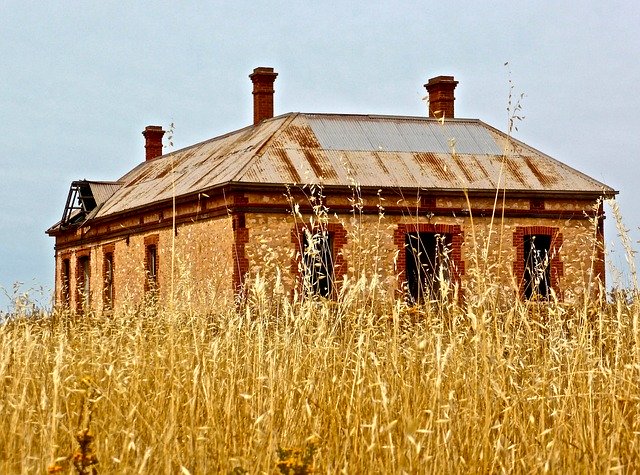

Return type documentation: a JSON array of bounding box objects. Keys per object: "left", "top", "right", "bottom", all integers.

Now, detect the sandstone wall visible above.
[
  {"left": 54, "top": 216, "right": 235, "bottom": 313},
  {"left": 54, "top": 192, "right": 603, "bottom": 312},
  {"left": 242, "top": 200, "right": 601, "bottom": 304}
]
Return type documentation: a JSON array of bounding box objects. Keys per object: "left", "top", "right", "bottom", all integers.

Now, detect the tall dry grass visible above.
[{"left": 2, "top": 210, "right": 640, "bottom": 474}]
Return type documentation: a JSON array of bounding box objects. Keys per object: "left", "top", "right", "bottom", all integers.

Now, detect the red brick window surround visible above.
[
  {"left": 513, "top": 226, "right": 563, "bottom": 300},
  {"left": 291, "top": 223, "right": 347, "bottom": 297},
  {"left": 144, "top": 234, "right": 159, "bottom": 293},
  {"left": 76, "top": 248, "right": 91, "bottom": 312},
  {"left": 60, "top": 252, "right": 72, "bottom": 308},
  {"left": 394, "top": 223, "right": 465, "bottom": 300},
  {"left": 102, "top": 243, "right": 115, "bottom": 311}
]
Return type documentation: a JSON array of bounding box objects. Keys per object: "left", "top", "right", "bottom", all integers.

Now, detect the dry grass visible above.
[{"left": 1, "top": 262, "right": 640, "bottom": 473}]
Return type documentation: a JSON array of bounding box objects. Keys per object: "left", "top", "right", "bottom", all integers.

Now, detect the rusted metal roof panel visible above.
[
  {"left": 79, "top": 112, "right": 614, "bottom": 223},
  {"left": 94, "top": 117, "right": 288, "bottom": 217},
  {"left": 239, "top": 114, "right": 613, "bottom": 193},
  {"left": 88, "top": 181, "right": 122, "bottom": 205},
  {"left": 243, "top": 148, "right": 605, "bottom": 191}
]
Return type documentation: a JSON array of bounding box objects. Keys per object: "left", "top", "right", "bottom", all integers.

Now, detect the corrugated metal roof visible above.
[
  {"left": 240, "top": 114, "right": 613, "bottom": 192},
  {"left": 74, "top": 112, "right": 614, "bottom": 222},
  {"left": 95, "top": 117, "right": 289, "bottom": 217},
  {"left": 306, "top": 115, "right": 504, "bottom": 154},
  {"left": 88, "top": 181, "right": 122, "bottom": 204}
]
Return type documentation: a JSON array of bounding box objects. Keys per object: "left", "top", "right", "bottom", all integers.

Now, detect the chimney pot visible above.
[
  {"left": 424, "top": 75, "right": 458, "bottom": 119},
  {"left": 142, "top": 125, "right": 165, "bottom": 161},
  {"left": 249, "top": 67, "right": 278, "bottom": 125}
]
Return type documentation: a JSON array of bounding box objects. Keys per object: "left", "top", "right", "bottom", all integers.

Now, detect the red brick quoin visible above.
[
  {"left": 231, "top": 192, "right": 251, "bottom": 292},
  {"left": 232, "top": 213, "right": 249, "bottom": 292},
  {"left": 594, "top": 201, "right": 606, "bottom": 286},
  {"left": 513, "top": 226, "right": 564, "bottom": 299},
  {"left": 393, "top": 223, "right": 465, "bottom": 294}
]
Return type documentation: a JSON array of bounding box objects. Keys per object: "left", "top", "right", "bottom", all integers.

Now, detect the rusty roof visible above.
[
  {"left": 54, "top": 112, "right": 616, "bottom": 226},
  {"left": 247, "top": 114, "right": 615, "bottom": 194}
]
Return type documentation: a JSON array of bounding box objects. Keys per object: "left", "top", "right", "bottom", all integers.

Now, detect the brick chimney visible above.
[
  {"left": 424, "top": 76, "right": 458, "bottom": 119},
  {"left": 142, "top": 125, "right": 165, "bottom": 161},
  {"left": 249, "top": 67, "right": 278, "bottom": 125}
]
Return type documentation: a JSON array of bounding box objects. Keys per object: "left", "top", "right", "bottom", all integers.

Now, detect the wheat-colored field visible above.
[
  {"left": 1, "top": 275, "right": 639, "bottom": 473},
  {"left": 2, "top": 200, "right": 639, "bottom": 474}
]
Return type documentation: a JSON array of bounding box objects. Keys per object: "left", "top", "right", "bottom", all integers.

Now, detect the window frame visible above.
[
  {"left": 102, "top": 244, "right": 115, "bottom": 311},
  {"left": 404, "top": 231, "right": 453, "bottom": 304},
  {"left": 523, "top": 234, "right": 552, "bottom": 300},
  {"left": 302, "top": 229, "right": 335, "bottom": 297},
  {"left": 76, "top": 250, "right": 91, "bottom": 312},
  {"left": 61, "top": 255, "right": 71, "bottom": 308},
  {"left": 291, "top": 223, "right": 347, "bottom": 298},
  {"left": 144, "top": 234, "right": 159, "bottom": 294},
  {"left": 513, "top": 226, "right": 563, "bottom": 300},
  {"left": 394, "top": 223, "right": 464, "bottom": 303}
]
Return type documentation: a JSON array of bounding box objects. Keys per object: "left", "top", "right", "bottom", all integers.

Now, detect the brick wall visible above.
[
  {"left": 53, "top": 191, "right": 605, "bottom": 312},
  {"left": 241, "top": 201, "right": 603, "bottom": 304}
]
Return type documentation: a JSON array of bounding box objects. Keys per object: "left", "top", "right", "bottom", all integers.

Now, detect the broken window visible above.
[
  {"left": 103, "top": 252, "right": 114, "bottom": 310},
  {"left": 61, "top": 258, "right": 71, "bottom": 307},
  {"left": 145, "top": 244, "right": 158, "bottom": 293},
  {"left": 302, "top": 230, "right": 334, "bottom": 297},
  {"left": 523, "top": 234, "right": 551, "bottom": 299},
  {"left": 77, "top": 255, "right": 91, "bottom": 311},
  {"left": 405, "top": 232, "right": 452, "bottom": 304}
]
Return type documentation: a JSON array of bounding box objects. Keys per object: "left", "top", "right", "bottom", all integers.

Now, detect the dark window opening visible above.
[
  {"left": 405, "top": 232, "right": 452, "bottom": 304},
  {"left": 62, "top": 258, "right": 71, "bottom": 306},
  {"left": 302, "top": 230, "right": 334, "bottom": 297},
  {"left": 524, "top": 234, "right": 551, "bottom": 300},
  {"left": 77, "top": 255, "right": 90, "bottom": 310},
  {"left": 103, "top": 252, "right": 114, "bottom": 310},
  {"left": 146, "top": 245, "right": 158, "bottom": 292}
]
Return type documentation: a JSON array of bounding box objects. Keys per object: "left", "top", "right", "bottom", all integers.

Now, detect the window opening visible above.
[
  {"left": 103, "top": 252, "right": 114, "bottom": 310},
  {"left": 405, "top": 232, "right": 452, "bottom": 304},
  {"left": 302, "top": 230, "right": 334, "bottom": 297},
  {"left": 77, "top": 255, "right": 90, "bottom": 310},
  {"left": 146, "top": 244, "right": 158, "bottom": 292},
  {"left": 62, "top": 258, "right": 71, "bottom": 306},
  {"left": 523, "top": 234, "right": 551, "bottom": 299}
]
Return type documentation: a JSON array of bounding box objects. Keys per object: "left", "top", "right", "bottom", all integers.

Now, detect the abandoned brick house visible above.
[{"left": 46, "top": 67, "right": 617, "bottom": 313}]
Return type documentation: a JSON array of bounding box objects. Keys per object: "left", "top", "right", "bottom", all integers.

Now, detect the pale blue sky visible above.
[{"left": 1, "top": 1, "right": 638, "bottom": 310}]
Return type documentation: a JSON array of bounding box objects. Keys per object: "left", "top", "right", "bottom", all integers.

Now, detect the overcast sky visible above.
[{"left": 1, "top": 1, "right": 638, "bottom": 311}]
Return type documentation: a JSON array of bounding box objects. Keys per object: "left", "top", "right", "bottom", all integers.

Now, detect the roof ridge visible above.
[{"left": 298, "top": 111, "right": 481, "bottom": 123}]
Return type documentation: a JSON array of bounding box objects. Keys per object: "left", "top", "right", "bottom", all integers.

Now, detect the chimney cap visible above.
[
  {"left": 424, "top": 75, "right": 458, "bottom": 90},
  {"left": 142, "top": 125, "right": 165, "bottom": 136},
  {"left": 249, "top": 67, "right": 278, "bottom": 81}
]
